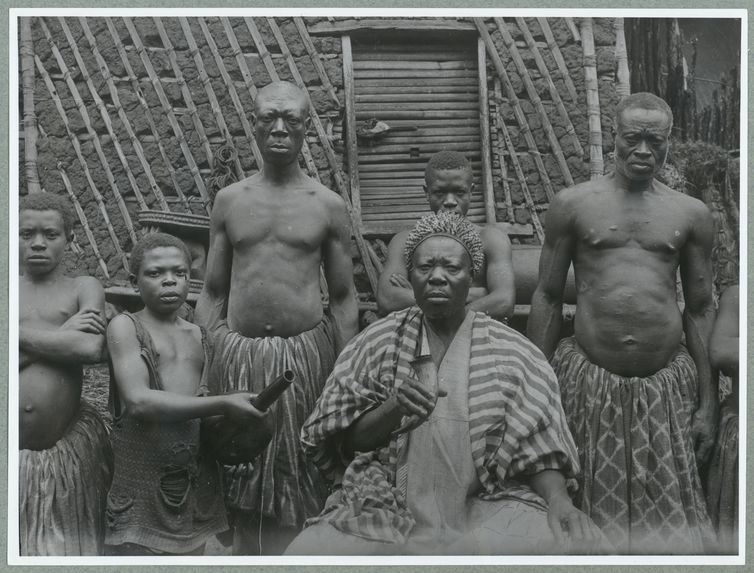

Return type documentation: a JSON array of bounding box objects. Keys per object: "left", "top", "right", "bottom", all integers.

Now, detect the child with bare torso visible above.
[
  {"left": 18, "top": 193, "right": 112, "bottom": 556},
  {"left": 105, "top": 233, "right": 268, "bottom": 555}
]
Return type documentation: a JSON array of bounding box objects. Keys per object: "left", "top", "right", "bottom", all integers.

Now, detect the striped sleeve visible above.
[
  {"left": 470, "top": 318, "right": 580, "bottom": 492},
  {"left": 300, "top": 314, "right": 401, "bottom": 481}
]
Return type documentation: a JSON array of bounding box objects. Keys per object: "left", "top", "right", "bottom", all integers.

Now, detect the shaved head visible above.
[
  {"left": 616, "top": 92, "right": 673, "bottom": 132},
  {"left": 255, "top": 81, "right": 309, "bottom": 116}
]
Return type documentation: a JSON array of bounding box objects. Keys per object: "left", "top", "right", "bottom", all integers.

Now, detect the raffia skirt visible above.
[
  {"left": 209, "top": 316, "right": 336, "bottom": 529},
  {"left": 705, "top": 393, "right": 738, "bottom": 554},
  {"left": 19, "top": 401, "right": 112, "bottom": 556}
]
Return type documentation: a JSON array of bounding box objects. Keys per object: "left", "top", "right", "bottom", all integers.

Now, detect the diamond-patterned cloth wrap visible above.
[{"left": 552, "top": 337, "right": 716, "bottom": 554}]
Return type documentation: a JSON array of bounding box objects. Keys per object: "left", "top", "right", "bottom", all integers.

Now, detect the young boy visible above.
[
  {"left": 105, "top": 233, "right": 267, "bottom": 556},
  {"left": 19, "top": 193, "right": 112, "bottom": 556}
]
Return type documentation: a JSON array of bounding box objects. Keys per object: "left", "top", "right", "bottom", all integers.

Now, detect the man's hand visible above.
[
  {"left": 391, "top": 378, "right": 447, "bottom": 434},
  {"left": 388, "top": 273, "right": 411, "bottom": 289},
  {"left": 223, "top": 392, "right": 270, "bottom": 424},
  {"left": 59, "top": 308, "right": 106, "bottom": 335},
  {"left": 690, "top": 406, "right": 717, "bottom": 466},
  {"left": 546, "top": 495, "right": 604, "bottom": 553}
]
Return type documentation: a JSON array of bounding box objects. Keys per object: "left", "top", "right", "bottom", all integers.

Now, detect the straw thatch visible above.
[{"left": 23, "top": 15, "right": 623, "bottom": 305}]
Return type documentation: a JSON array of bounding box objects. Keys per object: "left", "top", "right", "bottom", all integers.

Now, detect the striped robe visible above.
[{"left": 300, "top": 307, "right": 579, "bottom": 544}]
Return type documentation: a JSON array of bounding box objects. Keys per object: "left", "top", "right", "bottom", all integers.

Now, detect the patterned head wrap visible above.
[{"left": 404, "top": 212, "right": 484, "bottom": 277}]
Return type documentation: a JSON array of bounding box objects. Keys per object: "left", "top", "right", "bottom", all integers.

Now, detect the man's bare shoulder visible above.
[
  {"left": 555, "top": 178, "right": 606, "bottom": 206},
  {"left": 478, "top": 223, "right": 511, "bottom": 244},
  {"left": 389, "top": 229, "right": 411, "bottom": 247},
  {"left": 72, "top": 275, "right": 104, "bottom": 294},
  {"left": 654, "top": 179, "right": 711, "bottom": 216},
  {"left": 214, "top": 173, "right": 264, "bottom": 205},
  {"left": 306, "top": 178, "right": 346, "bottom": 208}
]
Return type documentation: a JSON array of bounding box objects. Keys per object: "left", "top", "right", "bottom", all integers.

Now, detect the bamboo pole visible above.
[
  {"left": 39, "top": 18, "right": 138, "bottom": 245},
  {"left": 264, "top": 17, "right": 379, "bottom": 294},
  {"left": 57, "top": 163, "right": 110, "bottom": 278},
  {"left": 57, "top": 18, "right": 149, "bottom": 212},
  {"left": 474, "top": 18, "right": 555, "bottom": 201},
  {"left": 220, "top": 18, "right": 261, "bottom": 102},
  {"left": 178, "top": 17, "right": 244, "bottom": 180},
  {"left": 565, "top": 18, "right": 581, "bottom": 42},
  {"left": 494, "top": 79, "right": 545, "bottom": 243},
  {"left": 20, "top": 18, "right": 41, "bottom": 194},
  {"left": 614, "top": 18, "right": 630, "bottom": 101},
  {"left": 206, "top": 18, "right": 264, "bottom": 169},
  {"left": 103, "top": 17, "right": 189, "bottom": 210},
  {"left": 492, "top": 80, "right": 514, "bottom": 222},
  {"left": 342, "top": 35, "right": 361, "bottom": 219},
  {"left": 366, "top": 239, "right": 384, "bottom": 275},
  {"left": 292, "top": 17, "right": 341, "bottom": 108},
  {"left": 35, "top": 53, "right": 130, "bottom": 272},
  {"left": 517, "top": 17, "right": 583, "bottom": 158},
  {"left": 580, "top": 18, "right": 604, "bottom": 179},
  {"left": 153, "top": 18, "right": 214, "bottom": 169},
  {"left": 121, "top": 17, "right": 211, "bottom": 209},
  {"left": 494, "top": 17, "right": 574, "bottom": 187},
  {"left": 244, "top": 17, "right": 321, "bottom": 181},
  {"left": 477, "top": 38, "right": 496, "bottom": 223},
  {"left": 537, "top": 18, "right": 579, "bottom": 103},
  {"left": 78, "top": 18, "right": 169, "bottom": 211}
]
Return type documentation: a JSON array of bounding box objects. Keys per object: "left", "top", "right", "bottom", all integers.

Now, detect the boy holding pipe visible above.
[{"left": 105, "top": 233, "right": 268, "bottom": 555}]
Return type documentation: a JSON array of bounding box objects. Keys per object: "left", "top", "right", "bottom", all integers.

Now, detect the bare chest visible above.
[
  {"left": 150, "top": 329, "right": 204, "bottom": 392},
  {"left": 575, "top": 202, "right": 689, "bottom": 255},
  {"left": 225, "top": 194, "right": 328, "bottom": 253},
  {"left": 20, "top": 284, "right": 78, "bottom": 328}
]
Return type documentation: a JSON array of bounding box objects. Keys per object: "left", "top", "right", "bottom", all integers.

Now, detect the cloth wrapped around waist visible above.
[
  {"left": 20, "top": 401, "right": 112, "bottom": 556},
  {"left": 552, "top": 337, "right": 715, "bottom": 554},
  {"left": 209, "top": 317, "right": 336, "bottom": 527}
]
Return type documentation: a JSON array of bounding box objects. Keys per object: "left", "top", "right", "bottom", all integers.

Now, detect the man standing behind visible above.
[
  {"left": 196, "top": 81, "right": 358, "bottom": 554},
  {"left": 377, "top": 150, "right": 515, "bottom": 323},
  {"left": 527, "top": 92, "right": 716, "bottom": 553}
]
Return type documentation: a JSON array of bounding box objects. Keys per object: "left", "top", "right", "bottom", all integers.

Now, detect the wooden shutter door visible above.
[{"left": 349, "top": 32, "right": 486, "bottom": 235}]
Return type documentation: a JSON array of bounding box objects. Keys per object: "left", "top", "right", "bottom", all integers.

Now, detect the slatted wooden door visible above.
[{"left": 344, "top": 32, "right": 490, "bottom": 236}]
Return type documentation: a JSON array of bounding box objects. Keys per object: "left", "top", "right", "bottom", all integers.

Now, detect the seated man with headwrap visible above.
[{"left": 285, "top": 212, "right": 604, "bottom": 555}]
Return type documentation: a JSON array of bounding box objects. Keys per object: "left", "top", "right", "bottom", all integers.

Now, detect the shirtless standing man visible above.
[
  {"left": 19, "top": 193, "right": 112, "bottom": 555},
  {"left": 195, "top": 81, "right": 358, "bottom": 554},
  {"left": 377, "top": 150, "right": 515, "bottom": 323},
  {"left": 527, "top": 92, "right": 716, "bottom": 553}
]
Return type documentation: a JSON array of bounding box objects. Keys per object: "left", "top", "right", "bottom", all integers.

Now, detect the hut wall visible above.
[
  {"left": 24, "top": 15, "right": 621, "bottom": 298},
  {"left": 480, "top": 17, "right": 619, "bottom": 241}
]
